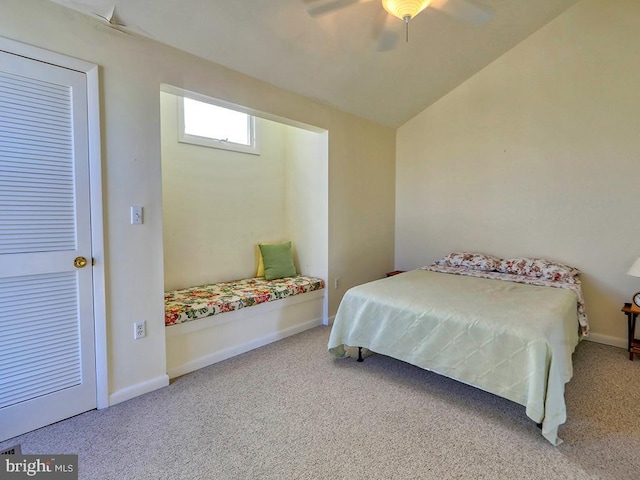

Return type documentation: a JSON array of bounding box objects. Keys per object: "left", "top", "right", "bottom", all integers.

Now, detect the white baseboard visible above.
[
  {"left": 326, "top": 315, "right": 335, "bottom": 326},
  {"left": 584, "top": 333, "right": 626, "bottom": 349},
  {"left": 108, "top": 374, "right": 170, "bottom": 406},
  {"left": 167, "top": 316, "right": 323, "bottom": 379}
]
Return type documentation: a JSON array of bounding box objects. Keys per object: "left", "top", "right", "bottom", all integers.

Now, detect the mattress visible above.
[{"left": 328, "top": 269, "right": 582, "bottom": 445}]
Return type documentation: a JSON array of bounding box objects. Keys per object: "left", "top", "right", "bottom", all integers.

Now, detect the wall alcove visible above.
[{"left": 160, "top": 85, "right": 328, "bottom": 376}]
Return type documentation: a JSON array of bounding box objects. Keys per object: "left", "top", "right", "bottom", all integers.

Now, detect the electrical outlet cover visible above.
[{"left": 134, "top": 320, "right": 146, "bottom": 339}]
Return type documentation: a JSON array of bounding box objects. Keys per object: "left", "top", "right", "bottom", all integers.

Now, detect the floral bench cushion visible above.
[{"left": 165, "top": 275, "right": 325, "bottom": 326}]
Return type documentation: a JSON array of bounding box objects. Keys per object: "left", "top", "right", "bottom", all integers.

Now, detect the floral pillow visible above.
[
  {"left": 496, "top": 258, "right": 580, "bottom": 282},
  {"left": 434, "top": 252, "right": 500, "bottom": 271}
]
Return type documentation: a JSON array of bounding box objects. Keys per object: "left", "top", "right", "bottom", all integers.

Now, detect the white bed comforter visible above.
[{"left": 328, "top": 269, "right": 581, "bottom": 445}]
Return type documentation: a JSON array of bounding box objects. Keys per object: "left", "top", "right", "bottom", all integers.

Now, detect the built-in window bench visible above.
[{"left": 165, "top": 275, "right": 325, "bottom": 378}]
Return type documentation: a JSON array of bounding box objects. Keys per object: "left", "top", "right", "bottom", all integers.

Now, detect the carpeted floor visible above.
[{"left": 1, "top": 326, "right": 639, "bottom": 479}]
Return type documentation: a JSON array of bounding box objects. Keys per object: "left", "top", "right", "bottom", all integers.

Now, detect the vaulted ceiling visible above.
[{"left": 51, "top": 0, "right": 582, "bottom": 127}]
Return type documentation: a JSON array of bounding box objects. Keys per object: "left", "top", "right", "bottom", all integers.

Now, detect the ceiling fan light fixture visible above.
[{"left": 381, "top": 0, "right": 432, "bottom": 21}]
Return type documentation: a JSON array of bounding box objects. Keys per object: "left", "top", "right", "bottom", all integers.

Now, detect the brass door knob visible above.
[{"left": 73, "top": 256, "right": 88, "bottom": 268}]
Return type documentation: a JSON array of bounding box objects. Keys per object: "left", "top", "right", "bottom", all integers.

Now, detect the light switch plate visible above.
[{"left": 131, "top": 206, "right": 143, "bottom": 225}]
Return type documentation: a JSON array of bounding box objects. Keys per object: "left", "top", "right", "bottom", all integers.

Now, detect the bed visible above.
[{"left": 328, "top": 253, "right": 588, "bottom": 446}]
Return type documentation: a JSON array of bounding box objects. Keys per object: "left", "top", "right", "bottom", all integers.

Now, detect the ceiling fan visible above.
[{"left": 304, "top": 0, "right": 492, "bottom": 50}]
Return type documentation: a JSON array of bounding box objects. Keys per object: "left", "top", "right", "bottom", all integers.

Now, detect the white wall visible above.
[
  {"left": 1, "top": 0, "right": 395, "bottom": 402},
  {"left": 395, "top": 0, "right": 640, "bottom": 344}
]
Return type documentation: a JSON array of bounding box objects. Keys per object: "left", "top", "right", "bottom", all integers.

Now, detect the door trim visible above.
[{"left": 0, "top": 36, "right": 108, "bottom": 409}]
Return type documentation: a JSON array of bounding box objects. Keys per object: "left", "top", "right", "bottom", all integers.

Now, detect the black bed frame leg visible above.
[
  {"left": 357, "top": 347, "right": 364, "bottom": 362},
  {"left": 536, "top": 423, "right": 542, "bottom": 430}
]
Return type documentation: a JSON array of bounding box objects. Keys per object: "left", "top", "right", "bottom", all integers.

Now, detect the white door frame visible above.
[{"left": 0, "top": 36, "right": 108, "bottom": 410}]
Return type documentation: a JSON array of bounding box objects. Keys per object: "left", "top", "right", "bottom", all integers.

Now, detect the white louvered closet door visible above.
[{"left": 0, "top": 50, "right": 96, "bottom": 442}]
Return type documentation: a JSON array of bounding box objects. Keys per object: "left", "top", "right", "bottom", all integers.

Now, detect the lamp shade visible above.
[
  {"left": 382, "top": 0, "right": 432, "bottom": 20},
  {"left": 627, "top": 257, "right": 640, "bottom": 277}
]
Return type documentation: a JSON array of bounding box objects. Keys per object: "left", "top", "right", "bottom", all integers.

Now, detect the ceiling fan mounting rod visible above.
[{"left": 403, "top": 14, "right": 411, "bottom": 43}]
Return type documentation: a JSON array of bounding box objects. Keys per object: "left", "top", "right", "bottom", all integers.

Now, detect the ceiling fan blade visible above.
[
  {"left": 430, "top": 0, "right": 493, "bottom": 26},
  {"left": 373, "top": 12, "right": 398, "bottom": 52},
  {"left": 376, "top": 30, "right": 399, "bottom": 52},
  {"left": 304, "top": 0, "right": 375, "bottom": 17}
]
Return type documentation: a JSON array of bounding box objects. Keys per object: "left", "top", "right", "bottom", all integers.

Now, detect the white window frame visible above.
[{"left": 178, "top": 96, "right": 260, "bottom": 155}]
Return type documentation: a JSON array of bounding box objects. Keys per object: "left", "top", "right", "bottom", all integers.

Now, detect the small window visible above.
[{"left": 178, "top": 97, "right": 259, "bottom": 155}]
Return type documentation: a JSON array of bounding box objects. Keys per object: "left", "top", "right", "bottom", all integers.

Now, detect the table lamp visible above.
[{"left": 627, "top": 257, "right": 640, "bottom": 310}]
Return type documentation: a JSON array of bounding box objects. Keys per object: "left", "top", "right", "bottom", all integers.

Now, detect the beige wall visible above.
[
  {"left": 395, "top": 0, "right": 640, "bottom": 344},
  {"left": 161, "top": 92, "right": 289, "bottom": 290},
  {"left": 283, "top": 128, "right": 329, "bottom": 282},
  {"left": 2, "top": 0, "right": 395, "bottom": 400},
  {"left": 161, "top": 90, "right": 329, "bottom": 300}
]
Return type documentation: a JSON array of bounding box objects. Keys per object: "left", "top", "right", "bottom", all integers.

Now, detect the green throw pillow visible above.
[{"left": 259, "top": 242, "right": 297, "bottom": 280}]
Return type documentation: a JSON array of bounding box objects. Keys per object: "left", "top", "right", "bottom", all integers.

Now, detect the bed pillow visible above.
[
  {"left": 259, "top": 241, "right": 297, "bottom": 281},
  {"left": 496, "top": 257, "right": 579, "bottom": 282},
  {"left": 434, "top": 252, "right": 500, "bottom": 271},
  {"left": 255, "top": 243, "right": 290, "bottom": 277},
  {"left": 256, "top": 245, "right": 266, "bottom": 277}
]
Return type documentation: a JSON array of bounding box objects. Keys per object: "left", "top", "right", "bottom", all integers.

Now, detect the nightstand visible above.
[
  {"left": 621, "top": 303, "right": 640, "bottom": 361},
  {"left": 386, "top": 270, "right": 406, "bottom": 277}
]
